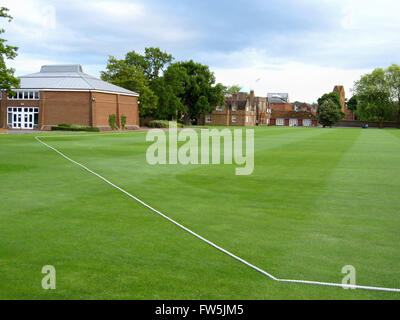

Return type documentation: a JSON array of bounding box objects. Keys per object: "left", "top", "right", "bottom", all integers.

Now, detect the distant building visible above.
[
  {"left": 333, "top": 85, "right": 354, "bottom": 120},
  {"left": 267, "top": 93, "right": 289, "bottom": 103},
  {"left": 204, "top": 90, "right": 271, "bottom": 127},
  {"left": 268, "top": 93, "right": 293, "bottom": 112},
  {"left": 269, "top": 110, "right": 318, "bottom": 127},
  {"left": 268, "top": 93, "right": 318, "bottom": 127}
]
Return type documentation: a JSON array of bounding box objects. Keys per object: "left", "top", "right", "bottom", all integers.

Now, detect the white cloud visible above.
[{"left": 214, "top": 63, "right": 371, "bottom": 103}]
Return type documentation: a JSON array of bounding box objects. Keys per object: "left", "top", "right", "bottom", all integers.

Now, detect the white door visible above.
[
  {"left": 9, "top": 107, "right": 38, "bottom": 129},
  {"left": 289, "top": 118, "right": 298, "bottom": 127},
  {"left": 303, "top": 119, "right": 312, "bottom": 127}
]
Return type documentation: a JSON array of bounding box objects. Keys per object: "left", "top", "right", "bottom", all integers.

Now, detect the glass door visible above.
[{"left": 8, "top": 107, "right": 38, "bottom": 129}]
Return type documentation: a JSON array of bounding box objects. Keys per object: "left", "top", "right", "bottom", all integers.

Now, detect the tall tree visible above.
[
  {"left": 385, "top": 64, "right": 400, "bottom": 122},
  {"left": 101, "top": 56, "right": 158, "bottom": 118},
  {"left": 317, "top": 92, "right": 342, "bottom": 110},
  {"left": 151, "top": 63, "right": 188, "bottom": 120},
  {"left": 347, "top": 95, "right": 358, "bottom": 113},
  {"left": 317, "top": 91, "right": 344, "bottom": 126},
  {"left": 165, "top": 60, "right": 225, "bottom": 124},
  {"left": 0, "top": 7, "right": 20, "bottom": 92},
  {"left": 125, "top": 47, "right": 173, "bottom": 82},
  {"left": 354, "top": 68, "right": 394, "bottom": 127},
  {"left": 317, "top": 99, "right": 344, "bottom": 127}
]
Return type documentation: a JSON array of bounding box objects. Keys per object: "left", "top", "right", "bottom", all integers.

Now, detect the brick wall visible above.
[
  {"left": 92, "top": 92, "right": 139, "bottom": 129},
  {"left": 270, "top": 102, "right": 292, "bottom": 111},
  {"left": 41, "top": 91, "right": 91, "bottom": 129},
  {"left": 118, "top": 94, "right": 139, "bottom": 128},
  {"left": 335, "top": 120, "right": 399, "bottom": 128},
  {"left": 92, "top": 92, "right": 117, "bottom": 127}
]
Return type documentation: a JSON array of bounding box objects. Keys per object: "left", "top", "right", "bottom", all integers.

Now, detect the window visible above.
[
  {"left": 232, "top": 105, "right": 237, "bottom": 112},
  {"left": 8, "top": 91, "right": 17, "bottom": 99},
  {"left": 7, "top": 90, "right": 40, "bottom": 100},
  {"left": 289, "top": 119, "right": 298, "bottom": 127},
  {"left": 7, "top": 111, "right": 12, "bottom": 124},
  {"left": 276, "top": 118, "right": 285, "bottom": 126},
  {"left": 246, "top": 116, "right": 249, "bottom": 123},
  {"left": 232, "top": 115, "right": 237, "bottom": 123},
  {"left": 216, "top": 106, "right": 224, "bottom": 111},
  {"left": 205, "top": 114, "right": 212, "bottom": 123}
]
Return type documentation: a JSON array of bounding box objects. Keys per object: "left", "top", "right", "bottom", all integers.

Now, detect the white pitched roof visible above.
[{"left": 18, "top": 64, "right": 139, "bottom": 96}]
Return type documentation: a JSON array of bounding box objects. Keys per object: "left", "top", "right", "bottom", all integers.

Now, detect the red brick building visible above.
[
  {"left": 268, "top": 93, "right": 318, "bottom": 127},
  {"left": 333, "top": 85, "right": 354, "bottom": 120},
  {"left": 0, "top": 65, "right": 139, "bottom": 131},
  {"left": 205, "top": 90, "right": 271, "bottom": 126}
]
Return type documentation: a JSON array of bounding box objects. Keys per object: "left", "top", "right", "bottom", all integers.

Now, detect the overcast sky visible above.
[{"left": 1, "top": 0, "right": 399, "bottom": 103}]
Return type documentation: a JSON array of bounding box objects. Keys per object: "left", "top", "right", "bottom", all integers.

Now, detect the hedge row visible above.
[{"left": 51, "top": 123, "right": 100, "bottom": 132}]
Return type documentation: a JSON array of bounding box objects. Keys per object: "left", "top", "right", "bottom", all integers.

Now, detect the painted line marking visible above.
[{"left": 35, "top": 134, "right": 400, "bottom": 293}]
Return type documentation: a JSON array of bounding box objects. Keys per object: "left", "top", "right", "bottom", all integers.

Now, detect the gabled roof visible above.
[
  {"left": 225, "top": 99, "right": 248, "bottom": 110},
  {"left": 17, "top": 64, "right": 139, "bottom": 96}
]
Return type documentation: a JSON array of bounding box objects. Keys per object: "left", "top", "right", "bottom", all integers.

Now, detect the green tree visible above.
[
  {"left": 317, "top": 92, "right": 342, "bottom": 110},
  {"left": 165, "top": 60, "right": 225, "bottom": 124},
  {"left": 101, "top": 56, "right": 158, "bottom": 118},
  {"left": 151, "top": 64, "right": 188, "bottom": 120},
  {"left": 317, "top": 99, "right": 344, "bottom": 127},
  {"left": 224, "top": 85, "right": 242, "bottom": 95},
  {"left": 347, "top": 95, "right": 358, "bottom": 113},
  {"left": 385, "top": 64, "right": 400, "bottom": 122},
  {"left": 125, "top": 47, "right": 173, "bottom": 82},
  {"left": 0, "top": 7, "right": 20, "bottom": 92},
  {"left": 354, "top": 68, "right": 394, "bottom": 128}
]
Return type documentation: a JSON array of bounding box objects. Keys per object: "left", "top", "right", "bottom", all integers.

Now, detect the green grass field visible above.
[{"left": 1, "top": 127, "right": 400, "bottom": 300}]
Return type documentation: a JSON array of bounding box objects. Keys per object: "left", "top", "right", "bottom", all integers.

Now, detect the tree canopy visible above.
[
  {"left": 317, "top": 92, "right": 342, "bottom": 110},
  {"left": 224, "top": 85, "right": 242, "bottom": 95},
  {"left": 101, "top": 56, "right": 158, "bottom": 118},
  {"left": 353, "top": 67, "right": 396, "bottom": 126},
  {"left": 102, "top": 49, "right": 225, "bottom": 124},
  {"left": 317, "top": 91, "right": 345, "bottom": 127},
  {"left": 125, "top": 47, "right": 173, "bottom": 82},
  {"left": 162, "top": 60, "right": 225, "bottom": 124},
  {"left": 347, "top": 95, "right": 358, "bottom": 113},
  {"left": 0, "top": 7, "right": 20, "bottom": 92},
  {"left": 317, "top": 99, "right": 345, "bottom": 127}
]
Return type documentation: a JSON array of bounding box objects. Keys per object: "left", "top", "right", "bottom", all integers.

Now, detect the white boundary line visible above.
[{"left": 34, "top": 134, "right": 400, "bottom": 293}]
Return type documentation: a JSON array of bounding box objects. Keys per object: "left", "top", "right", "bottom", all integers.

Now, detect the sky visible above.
[{"left": 1, "top": 0, "right": 399, "bottom": 103}]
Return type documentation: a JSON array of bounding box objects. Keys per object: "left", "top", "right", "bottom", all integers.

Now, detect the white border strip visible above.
[{"left": 34, "top": 134, "right": 400, "bottom": 293}]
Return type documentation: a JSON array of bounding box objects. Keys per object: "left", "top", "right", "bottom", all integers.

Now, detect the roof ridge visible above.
[{"left": 78, "top": 72, "right": 95, "bottom": 90}]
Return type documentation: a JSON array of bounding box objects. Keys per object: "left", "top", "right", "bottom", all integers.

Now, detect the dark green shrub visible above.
[
  {"left": 109, "top": 114, "right": 117, "bottom": 130},
  {"left": 149, "top": 120, "right": 169, "bottom": 128},
  {"left": 58, "top": 123, "right": 72, "bottom": 128},
  {"left": 51, "top": 125, "right": 99, "bottom": 132},
  {"left": 121, "top": 115, "right": 127, "bottom": 130},
  {"left": 140, "top": 117, "right": 154, "bottom": 127}
]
